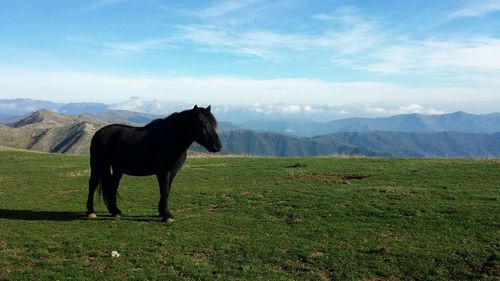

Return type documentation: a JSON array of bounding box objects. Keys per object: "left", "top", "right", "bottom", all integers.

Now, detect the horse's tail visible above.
[
  {"left": 97, "top": 163, "right": 113, "bottom": 208},
  {"left": 90, "top": 151, "right": 113, "bottom": 208}
]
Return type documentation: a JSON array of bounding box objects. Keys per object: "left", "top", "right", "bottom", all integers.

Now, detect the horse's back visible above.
[
  {"left": 90, "top": 124, "right": 159, "bottom": 175},
  {"left": 91, "top": 124, "right": 144, "bottom": 154},
  {"left": 90, "top": 124, "right": 140, "bottom": 150}
]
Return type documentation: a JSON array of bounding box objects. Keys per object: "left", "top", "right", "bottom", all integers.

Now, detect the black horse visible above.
[{"left": 86, "top": 105, "right": 221, "bottom": 222}]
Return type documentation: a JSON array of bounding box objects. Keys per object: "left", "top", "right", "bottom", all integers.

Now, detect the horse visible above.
[{"left": 85, "top": 105, "right": 222, "bottom": 222}]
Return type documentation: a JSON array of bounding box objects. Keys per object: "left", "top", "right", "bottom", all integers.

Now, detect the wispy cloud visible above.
[
  {"left": 179, "top": 25, "right": 312, "bottom": 60},
  {"left": 179, "top": 3, "right": 500, "bottom": 77},
  {"left": 312, "top": 6, "right": 382, "bottom": 55},
  {"left": 447, "top": 0, "right": 500, "bottom": 21},
  {"left": 73, "top": 2, "right": 500, "bottom": 75},
  {"left": 103, "top": 38, "right": 175, "bottom": 55},
  {"left": 80, "top": 0, "right": 128, "bottom": 12},
  {"left": 179, "top": 5, "right": 381, "bottom": 61},
  {"left": 362, "top": 38, "right": 500, "bottom": 74},
  {"left": 196, "top": 0, "right": 262, "bottom": 18},
  {"left": 67, "top": 36, "right": 175, "bottom": 55}
]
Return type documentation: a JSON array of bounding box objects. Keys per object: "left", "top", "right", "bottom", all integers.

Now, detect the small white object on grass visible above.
[{"left": 110, "top": 251, "right": 120, "bottom": 258}]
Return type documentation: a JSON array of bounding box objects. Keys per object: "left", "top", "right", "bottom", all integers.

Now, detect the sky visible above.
[{"left": 0, "top": 0, "right": 500, "bottom": 119}]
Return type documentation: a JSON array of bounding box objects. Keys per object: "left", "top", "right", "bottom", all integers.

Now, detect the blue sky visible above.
[{"left": 1, "top": 0, "right": 500, "bottom": 118}]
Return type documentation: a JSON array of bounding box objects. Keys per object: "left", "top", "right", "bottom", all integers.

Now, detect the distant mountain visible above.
[
  {"left": 0, "top": 99, "right": 241, "bottom": 130},
  {"left": 10, "top": 109, "right": 92, "bottom": 128},
  {"left": 0, "top": 110, "right": 241, "bottom": 154},
  {"left": 83, "top": 110, "right": 160, "bottom": 125},
  {"left": 0, "top": 98, "right": 109, "bottom": 123},
  {"left": 217, "top": 121, "right": 240, "bottom": 132},
  {"left": 210, "top": 130, "right": 379, "bottom": 157},
  {"left": 59, "top": 102, "right": 109, "bottom": 114},
  {"left": 2, "top": 109, "right": 500, "bottom": 158},
  {"left": 0, "top": 98, "right": 109, "bottom": 115},
  {"left": 239, "top": 111, "right": 500, "bottom": 136},
  {"left": 0, "top": 110, "right": 105, "bottom": 154},
  {"left": 0, "top": 99, "right": 61, "bottom": 123},
  {"left": 313, "top": 131, "right": 500, "bottom": 158},
  {"left": 0, "top": 98, "right": 62, "bottom": 115},
  {"left": 83, "top": 110, "right": 240, "bottom": 130},
  {"left": 3, "top": 99, "right": 500, "bottom": 137}
]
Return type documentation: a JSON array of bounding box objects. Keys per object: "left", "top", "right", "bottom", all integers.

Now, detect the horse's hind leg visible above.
[
  {"left": 86, "top": 171, "right": 99, "bottom": 219},
  {"left": 107, "top": 171, "right": 123, "bottom": 217}
]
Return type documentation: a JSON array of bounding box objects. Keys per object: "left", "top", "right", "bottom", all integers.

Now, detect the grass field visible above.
[{"left": 0, "top": 151, "right": 499, "bottom": 280}]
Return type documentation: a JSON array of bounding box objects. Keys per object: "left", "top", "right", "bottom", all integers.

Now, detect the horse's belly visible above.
[
  {"left": 124, "top": 170, "right": 155, "bottom": 176},
  {"left": 112, "top": 156, "right": 157, "bottom": 176}
]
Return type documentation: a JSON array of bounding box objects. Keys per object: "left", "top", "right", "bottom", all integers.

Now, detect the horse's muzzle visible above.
[{"left": 211, "top": 143, "right": 222, "bottom": 152}]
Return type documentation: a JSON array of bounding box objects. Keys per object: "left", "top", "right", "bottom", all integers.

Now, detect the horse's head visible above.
[{"left": 191, "top": 105, "right": 222, "bottom": 153}]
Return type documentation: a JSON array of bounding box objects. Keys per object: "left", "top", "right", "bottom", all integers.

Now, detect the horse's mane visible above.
[
  {"left": 144, "top": 108, "right": 217, "bottom": 129},
  {"left": 202, "top": 110, "right": 218, "bottom": 129}
]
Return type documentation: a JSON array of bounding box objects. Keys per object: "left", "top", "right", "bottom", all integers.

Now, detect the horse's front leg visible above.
[{"left": 156, "top": 173, "right": 173, "bottom": 222}]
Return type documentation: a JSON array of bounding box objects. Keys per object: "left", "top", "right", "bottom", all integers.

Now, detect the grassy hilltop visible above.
[{"left": 0, "top": 151, "right": 498, "bottom": 280}]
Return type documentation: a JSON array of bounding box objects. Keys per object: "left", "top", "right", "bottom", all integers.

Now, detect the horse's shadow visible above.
[
  {"left": 0, "top": 209, "right": 83, "bottom": 221},
  {"left": 0, "top": 208, "right": 159, "bottom": 222}
]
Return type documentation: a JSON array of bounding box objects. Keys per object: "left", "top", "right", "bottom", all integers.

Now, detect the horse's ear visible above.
[
  {"left": 193, "top": 105, "right": 198, "bottom": 110},
  {"left": 207, "top": 105, "right": 211, "bottom": 112}
]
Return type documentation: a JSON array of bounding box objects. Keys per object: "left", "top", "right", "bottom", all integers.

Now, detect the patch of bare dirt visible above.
[
  {"left": 287, "top": 172, "right": 371, "bottom": 185},
  {"left": 190, "top": 251, "right": 210, "bottom": 265},
  {"left": 286, "top": 163, "right": 307, "bottom": 168},
  {"left": 50, "top": 189, "right": 79, "bottom": 195},
  {"left": 65, "top": 170, "right": 90, "bottom": 177}
]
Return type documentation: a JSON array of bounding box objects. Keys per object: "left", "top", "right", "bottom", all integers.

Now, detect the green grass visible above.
[{"left": 0, "top": 151, "right": 499, "bottom": 280}]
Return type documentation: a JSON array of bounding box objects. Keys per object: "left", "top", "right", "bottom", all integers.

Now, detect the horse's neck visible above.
[{"left": 161, "top": 120, "right": 194, "bottom": 152}]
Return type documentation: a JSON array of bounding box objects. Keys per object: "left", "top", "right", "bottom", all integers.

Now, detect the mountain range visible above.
[
  {"left": 239, "top": 111, "right": 500, "bottom": 136},
  {"left": 3, "top": 98, "right": 500, "bottom": 136},
  {"left": 1, "top": 108, "right": 500, "bottom": 157}
]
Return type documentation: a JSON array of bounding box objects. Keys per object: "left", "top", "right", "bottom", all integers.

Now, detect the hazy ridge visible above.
[{"left": 1, "top": 109, "right": 499, "bottom": 157}]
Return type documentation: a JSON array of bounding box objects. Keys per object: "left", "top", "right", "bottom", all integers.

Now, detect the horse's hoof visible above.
[
  {"left": 86, "top": 213, "right": 97, "bottom": 219},
  {"left": 164, "top": 218, "right": 175, "bottom": 224},
  {"left": 113, "top": 213, "right": 121, "bottom": 218}
]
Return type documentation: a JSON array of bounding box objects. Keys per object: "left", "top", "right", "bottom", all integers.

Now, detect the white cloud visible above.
[
  {"left": 280, "top": 104, "right": 301, "bottom": 113},
  {"left": 110, "top": 97, "right": 192, "bottom": 114},
  {"left": 248, "top": 103, "right": 327, "bottom": 115},
  {"left": 0, "top": 66, "right": 499, "bottom": 113},
  {"left": 395, "top": 104, "right": 444, "bottom": 115},
  {"left": 364, "top": 38, "right": 500, "bottom": 73},
  {"left": 364, "top": 106, "right": 387, "bottom": 115},
  {"left": 364, "top": 104, "right": 445, "bottom": 115},
  {"left": 249, "top": 103, "right": 303, "bottom": 114}
]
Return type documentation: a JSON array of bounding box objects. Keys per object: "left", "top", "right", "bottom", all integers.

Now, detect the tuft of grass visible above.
[{"left": 0, "top": 151, "right": 499, "bottom": 280}]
